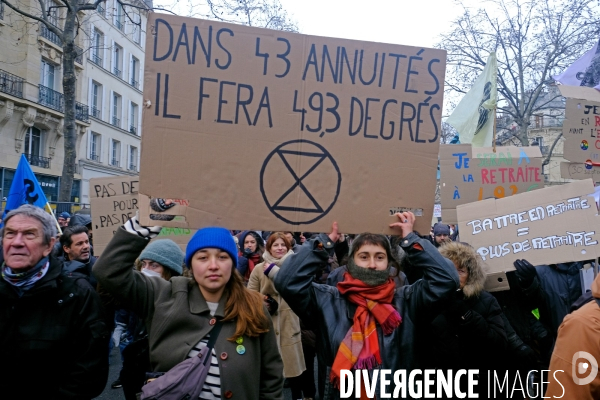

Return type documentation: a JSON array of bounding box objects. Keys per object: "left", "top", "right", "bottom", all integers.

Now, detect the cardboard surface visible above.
[
  {"left": 561, "top": 86, "right": 600, "bottom": 165},
  {"left": 457, "top": 179, "right": 600, "bottom": 291},
  {"left": 440, "top": 144, "right": 544, "bottom": 224},
  {"left": 89, "top": 178, "right": 195, "bottom": 256},
  {"left": 139, "top": 14, "right": 446, "bottom": 234},
  {"left": 89, "top": 176, "right": 141, "bottom": 256},
  {"left": 560, "top": 161, "right": 600, "bottom": 181}
]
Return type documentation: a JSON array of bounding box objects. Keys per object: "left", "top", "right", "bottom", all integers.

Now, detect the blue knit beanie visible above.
[
  {"left": 139, "top": 239, "right": 184, "bottom": 275},
  {"left": 185, "top": 227, "right": 238, "bottom": 268}
]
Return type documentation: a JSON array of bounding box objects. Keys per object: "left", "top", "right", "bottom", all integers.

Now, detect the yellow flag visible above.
[{"left": 446, "top": 52, "right": 498, "bottom": 147}]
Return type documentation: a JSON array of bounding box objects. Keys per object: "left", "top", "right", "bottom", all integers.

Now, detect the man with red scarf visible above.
[{"left": 275, "top": 212, "right": 460, "bottom": 399}]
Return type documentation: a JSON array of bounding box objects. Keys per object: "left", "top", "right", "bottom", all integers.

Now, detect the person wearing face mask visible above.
[
  {"left": 248, "top": 232, "right": 307, "bottom": 399},
  {"left": 275, "top": 212, "right": 459, "bottom": 399},
  {"left": 236, "top": 231, "right": 265, "bottom": 283},
  {"left": 93, "top": 215, "right": 283, "bottom": 400},
  {"left": 111, "top": 239, "right": 184, "bottom": 398}
]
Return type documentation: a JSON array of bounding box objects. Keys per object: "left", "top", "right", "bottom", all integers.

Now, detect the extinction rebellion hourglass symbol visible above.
[{"left": 260, "top": 140, "right": 342, "bottom": 225}]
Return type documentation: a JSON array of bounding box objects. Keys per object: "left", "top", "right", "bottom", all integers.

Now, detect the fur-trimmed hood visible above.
[{"left": 438, "top": 242, "right": 486, "bottom": 298}]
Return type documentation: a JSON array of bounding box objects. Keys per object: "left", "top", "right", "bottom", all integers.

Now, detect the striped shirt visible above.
[
  {"left": 187, "top": 301, "right": 220, "bottom": 400},
  {"left": 187, "top": 335, "right": 221, "bottom": 400}
]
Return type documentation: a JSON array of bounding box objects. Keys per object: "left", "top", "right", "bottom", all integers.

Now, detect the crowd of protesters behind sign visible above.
[{"left": 2, "top": 203, "right": 599, "bottom": 399}]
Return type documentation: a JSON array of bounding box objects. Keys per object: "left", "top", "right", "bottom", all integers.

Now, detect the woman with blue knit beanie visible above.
[{"left": 94, "top": 214, "right": 284, "bottom": 400}]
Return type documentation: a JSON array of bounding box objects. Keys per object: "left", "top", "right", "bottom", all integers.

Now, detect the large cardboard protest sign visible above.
[
  {"left": 90, "top": 176, "right": 194, "bottom": 256},
  {"left": 90, "top": 176, "right": 141, "bottom": 256},
  {"left": 138, "top": 14, "right": 446, "bottom": 234},
  {"left": 457, "top": 179, "right": 600, "bottom": 291},
  {"left": 560, "top": 161, "right": 600, "bottom": 181},
  {"left": 440, "top": 144, "right": 543, "bottom": 224},
  {"left": 561, "top": 85, "right": 600, "bottom": 167}
]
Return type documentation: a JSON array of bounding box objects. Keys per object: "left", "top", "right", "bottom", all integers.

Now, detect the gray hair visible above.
[{"left": 1, "top": 205, "right": 57, "bottom": 245}]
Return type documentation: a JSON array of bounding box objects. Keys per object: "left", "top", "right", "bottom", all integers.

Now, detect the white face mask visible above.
[{"left": 141, "top": 269, "right": 162, "bottom": 278}]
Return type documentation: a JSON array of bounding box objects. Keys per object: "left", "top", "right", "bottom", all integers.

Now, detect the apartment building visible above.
[
  {"left": 0, "top": 0, "right": 89, "bottom": 204},
  {"left": 0, "top": 0, "right": 150, "bottom": 208},
  {"left": 80, "top": 0, "right": 150, "bottom": 204}
]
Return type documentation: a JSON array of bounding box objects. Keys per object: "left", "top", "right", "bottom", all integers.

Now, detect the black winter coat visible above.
[
  {"left": 0, "top": 256, "right": 110, "bottom": 399},
  {"left": 275, "top": 232, "right": 459, "bottom": 400},
  {"left": 416, "top": 290, "right": 507, "bottom": 371}
]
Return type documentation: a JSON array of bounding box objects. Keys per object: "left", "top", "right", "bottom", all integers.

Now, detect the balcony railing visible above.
[
  {"left": 110, "top": 158, "right": 120, "bottom": 167},
  {"left": 24, "top": 153, "right": 51, "bottom": 169},
  {"left": 113, "top": 67, "right": 121, "bottom": 78},
  {"left": 111, "top": 116, "right": 120, "bottom": 127},
  {"left": 0, "top": 69, "right": 24, "bottom": 98},
  {"left": 91, "top": 106, "right": 101, "bottom": 119},
  {"left": 128, "top": 164, "right": 137, "bottom": 171},
  {"left": 40, "top": 23, "right": 62, "bottom": 47},
  {"left": 74, "top": 45, "right": 83, "bottom": 64},
  {"left": 91, "top": 53, "right": 102, "bottom": 67},
  {"left": 39, "top": 85, "right": 89, "bottom": 122},
  {"left": 39, "top": 84, "right": 63, "bottom": 111},
  {"left": 130, "top": 125, "right": 137, "bottom": 135},
  {"left": 89, "top": 153, "right": 100, "bottom": 162},
  {"left": 75, "top": 102, "right": 89, "bottom": 123},
  {"left": 130, "top": 78, "right": 139, "bottom": 89}
]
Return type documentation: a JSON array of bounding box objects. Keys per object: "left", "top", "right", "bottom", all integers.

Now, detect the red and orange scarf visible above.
[{"left": 331, "top": 272, "right": 402, "bottom": 388}]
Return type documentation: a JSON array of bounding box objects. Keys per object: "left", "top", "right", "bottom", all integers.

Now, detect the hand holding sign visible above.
[
  {"left": 328, "top": 221, "right": 340, "bottom": 243},
  {"left": 513, "top": 259, "right": 537, "bottom": 287},
  {"left": 390, "top": 212, "right": 416, "bottom": 239}
]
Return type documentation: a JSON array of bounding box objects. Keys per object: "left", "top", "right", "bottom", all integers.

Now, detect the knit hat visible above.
[
  {"left": 186, "top": 227, "right": 238, "bottom": 268},
  {"left": 433, "top": 223, "right": 451, "bottom": 236},
  {"left": 139, "top": 239, "right": 184, "bottom": 275}
]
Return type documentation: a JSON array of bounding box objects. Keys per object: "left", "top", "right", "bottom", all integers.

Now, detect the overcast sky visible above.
[{"left": 278, "top": 0, "right": 468, "bottom": 48}]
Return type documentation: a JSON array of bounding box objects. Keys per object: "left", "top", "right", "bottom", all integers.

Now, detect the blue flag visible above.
[{"left": 2, "top": 154, "right": 49, "bottom": 219}]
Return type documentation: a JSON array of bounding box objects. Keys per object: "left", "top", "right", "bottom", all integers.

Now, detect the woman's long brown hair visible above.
[{"left": 222, "top": 269, "right": 270, "bottom": 341}]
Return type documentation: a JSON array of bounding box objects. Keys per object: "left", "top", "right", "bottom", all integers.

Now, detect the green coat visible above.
[{"left": 93, "top": 227, "right": 284, "bottom": 400}]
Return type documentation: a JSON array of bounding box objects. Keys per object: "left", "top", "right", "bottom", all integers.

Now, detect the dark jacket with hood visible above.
[
  {"left": 0, "top": 255, "right": 110, "bottom": 399},
  {"left": 520, "top": 262, "right": 583, "bottom": 336},
  {"left": 275, "top": 232, "right": 459, "bottom": 400},
  {"left": 416, "top": 242, "right": 507, "bottom": 372}
]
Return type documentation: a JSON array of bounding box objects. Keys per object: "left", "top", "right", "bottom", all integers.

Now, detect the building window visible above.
[
  {"left": 130, "top": 102, "right": 138, "bottom": 135},
  {"left": 92, "top": 28, "right": 103, "bottom": 67},
  {"left": 534, "top": 114, "right": 544, "bottom": 128},
  {"left": 90, "top": 132, "right": 101, "bottom": 162},
  {"left": 113, "top": 44, "right": 123, "bottom": 78},
  {"left": 111, "top": 92, "right": 121, "bottom": 127},
  {"left": 44, "top": 0, "right": 58, "bottom": 26},
  {"left": 536, "top": 136, "right": 544, "bottom": 147},
  {"left": 24, "top": 127, "right": 50, "bottom": 168},
  {"left": 129, "top": 146, "right": 138, "bottom": 171},
  {"left": 25, "top": 127, "right": 42, "bottom": 157},
  {"left": 114, "top": 3, "right": 124, "bottom": 31},
  {"left": 91, "top": 81, "right": 102, "bottom": 119},
  {"left": 130, "top": 56, "right": 139, "bottom": 88},
  {"left": 0, "top": 2, "right": 4, "bottom": 21},
  {"left": 40, "top": 59, "right": 56, "bottom": 90},
  {"left": 132, "top": 13, "right": 141, "bottom": 44},
  {"left": 111, "top": 139, "right": 121, "bottom": 167}
]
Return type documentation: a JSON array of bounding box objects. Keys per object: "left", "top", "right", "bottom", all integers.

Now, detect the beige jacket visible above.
[
  {"left": 545, "top": 273, "right": 600, "bottom": 399},
  {"left": 248, "top": 249, "right": 306, "bottom": 378}
]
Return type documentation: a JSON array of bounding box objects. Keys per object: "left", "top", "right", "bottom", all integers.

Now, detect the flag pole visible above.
[
  {"left": 493, "top": 107, "right": 497, "bottom": 153},
  {"left": 46, "top": 203, "right": 62, "bottom": 235}
]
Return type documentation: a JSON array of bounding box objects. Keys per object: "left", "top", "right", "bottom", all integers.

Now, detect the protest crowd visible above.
[
  {"left": 3, "top": 3, "right": 600, "bottom": 400},
  {"left": 2, "top": 198, "right": 600, "bottom": 399}
]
